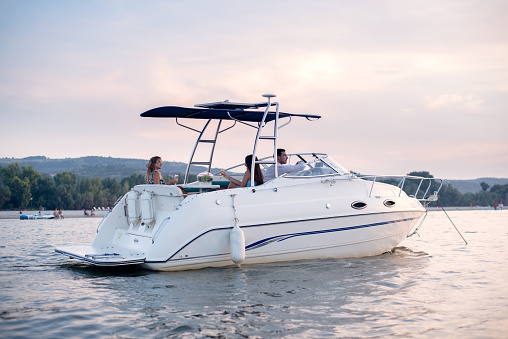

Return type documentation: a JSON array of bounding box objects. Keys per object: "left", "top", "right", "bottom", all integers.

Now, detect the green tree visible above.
[
  {"left": 21, "top": 165, "right": 42, "bottom": 188},
  {"left": 55, "top": 184, "right": 74, "bottom": 209},
  {"left": 10, "top": 177, "right": 31, "bottom": 208},
  {"left": 434, "top": 184, "right": 461, "bottom": 207},
  {"left": 490, "top": 184, "right": 508, "bottom": 203},
  {"left": 33, "top": 175, "right": 56, "bottom": 209},
  {"left": 120, "top": 174, "right": 146, "bottom": 195},
  {"left": 53, "top": 171, "right": 77, "bottom": 209},
  {"left": 0, "top": 163, "right": 21, "bottom": 187},
  {"left": 0, "top": 179, "right": 11, "bottom": 208},
  {"left": 480, "top": 182, "right": 490, "bottom": 192},
  {"left": 476, "top": 190, "right": 495, "bottom": 206},
  {"left": 403, "top": 171, "right": 437, "bottom": 199},
  {"left": 102, "top": 177, "right": 121, "bottom": 197},
  {"left": 54, "top": 171, "right": 77, "bottom": 188},
  {"left": 82, "top": 191, "right": 94, "bottom": 209}
]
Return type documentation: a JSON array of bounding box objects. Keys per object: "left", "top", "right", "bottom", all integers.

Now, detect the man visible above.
[{"left": 264, "top": 148, "right": 306, "bottom": 181}]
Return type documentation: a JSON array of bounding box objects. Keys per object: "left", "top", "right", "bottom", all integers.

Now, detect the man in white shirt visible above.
[{"left": 264, "top": 148, "right": 306, "bottom": 181}]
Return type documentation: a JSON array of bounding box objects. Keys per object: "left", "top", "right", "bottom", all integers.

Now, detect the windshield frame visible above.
[{"left": 283, "top": 153, "right": 351, "bottom": 178}]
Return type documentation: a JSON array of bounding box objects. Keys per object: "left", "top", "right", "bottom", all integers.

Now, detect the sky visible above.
[{"left": 1, "top": 0, "right": 507, "bottom": 180}]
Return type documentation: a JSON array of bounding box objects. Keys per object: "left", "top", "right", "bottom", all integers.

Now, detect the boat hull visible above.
[
  {"left": 55, "top": 179, "right": 426, "bottom": 271},
  {"left": 141, "top": 210, "right": 423, "bottom": 271}
]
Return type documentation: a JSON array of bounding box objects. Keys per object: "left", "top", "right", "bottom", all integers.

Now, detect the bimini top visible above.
[{"left": 140, "top": 99, "right": 321, "bottom": 123}]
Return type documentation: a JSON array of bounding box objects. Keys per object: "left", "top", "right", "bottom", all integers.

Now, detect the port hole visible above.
[
  {"left": 384, "top": 200, "right": 396, "bottom": 207},
  {"left": 351, "top": 201, "right": 367, "bottom": 210}
]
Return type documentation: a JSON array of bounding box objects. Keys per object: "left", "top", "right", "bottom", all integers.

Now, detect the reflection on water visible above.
[{"left": 0, "top": 211, "right": 507, "bottom": 338}]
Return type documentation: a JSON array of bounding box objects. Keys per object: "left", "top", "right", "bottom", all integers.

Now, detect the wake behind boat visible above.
[{"left": 55, "top": 94, "right": 442, "bottom": 271}]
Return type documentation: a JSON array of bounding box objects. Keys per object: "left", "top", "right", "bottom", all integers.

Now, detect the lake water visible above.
[{"left": 0, "top": 210, "right": 507, "bottom": 338}]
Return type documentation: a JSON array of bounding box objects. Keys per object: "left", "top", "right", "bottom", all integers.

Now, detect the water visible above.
[{"left": 1, "top": 210, "right": 507, "bottom": 338}]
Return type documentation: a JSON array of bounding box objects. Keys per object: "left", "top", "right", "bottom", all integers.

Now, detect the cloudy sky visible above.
[{"left": 1, "top": 0, "right": 507, "bottom": 179}]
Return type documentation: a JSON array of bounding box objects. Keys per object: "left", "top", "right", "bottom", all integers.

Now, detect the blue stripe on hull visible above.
[
  {"left": 245, "top": 217, "right": 418, "bottom": 251},
  {"left": 144, "top": 214, "right": 420, "bottom": 264}
]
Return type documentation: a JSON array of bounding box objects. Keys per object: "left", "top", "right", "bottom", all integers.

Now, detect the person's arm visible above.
[
  {"left": 221, "top": 170, "right": 246, "bottom": 187},
  {"left": 279, "top": 161, "right": 306, "bottom": 174}
]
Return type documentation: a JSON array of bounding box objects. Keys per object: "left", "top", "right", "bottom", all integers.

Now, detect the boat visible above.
[
  {"left": 21, "top": 214, "right": 56, "bottom": 220},
  {"left": 55, "top": 94, "right": 443, "bottom": 271}
]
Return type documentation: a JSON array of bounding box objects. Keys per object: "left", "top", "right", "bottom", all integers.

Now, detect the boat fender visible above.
[
  {"left": 230, "top": 223, "right": 245, "bottom": 267},
  {"left": 140, "top": 190, "right": 154, "bottom": 225},
  {"left": 126, "top": 190, "right": 139, "bottom": 226}
]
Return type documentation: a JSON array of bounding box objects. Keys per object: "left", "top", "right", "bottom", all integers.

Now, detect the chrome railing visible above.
[{"left": 358, "top": 175, "right": 443, "bottom": 202}]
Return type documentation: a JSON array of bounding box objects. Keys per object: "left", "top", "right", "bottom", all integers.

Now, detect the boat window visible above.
[
  {"left": 320, "top": 156, "right": 350, "bottom": 175},
  {"left": 351, "top": 201, "right": 367, "bottom": 210},
  {"left": 291, "top": 159, "right": 334, "bottom": 177},
  {"left": 287, "top": 154, "right": 349, "bottom": 177},
  {"left": 383, "top": 200, "right": 396, "bottom": 207}
]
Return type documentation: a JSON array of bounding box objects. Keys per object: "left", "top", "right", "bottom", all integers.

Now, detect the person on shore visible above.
[
  {"left": 58, "top": 209, "right": 64, "bottom": 219},
  {"left": 146, "top": 156, "right": 178, "bottom": 185},
  {"left": 54, "top": 208, "right": 59, "bottom": 219},
  {"left": 83, "top": 209, "right": 89, "bottom": 217},
  {"left": 264, "top": 148, "right": 306, "bottom": 181},
  {"left": 221, "top": 154, "right": 264, "bottom": 189}
]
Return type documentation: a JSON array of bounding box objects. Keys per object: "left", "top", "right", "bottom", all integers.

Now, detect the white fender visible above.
[
  {"left": 140, "top": 190, "right": 154, "bottom": 225},
  {"left": 126, "top": 190, "right": 139, "bottom": 226},
  {"left": 230, "top": 224, "right": 245, "bottom": 267}
]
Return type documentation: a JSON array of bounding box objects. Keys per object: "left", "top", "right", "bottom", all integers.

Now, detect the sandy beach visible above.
[{"left": 0, "top": 210, "right": 109, "bottom": 219}]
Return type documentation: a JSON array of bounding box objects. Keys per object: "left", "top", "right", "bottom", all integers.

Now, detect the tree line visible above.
[
  {"left": 0, "top": 163, "right": 193, "bottom": 210},
  {"left": 0, "top": 164, "right": 506, "bottom": 210}
]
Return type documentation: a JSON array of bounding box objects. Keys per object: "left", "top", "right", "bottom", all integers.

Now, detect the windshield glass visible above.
[
  {"left": 321, "top": 156, "right": 350, "bottom": 175},
  {"left": 285, "top": 153, "right": 349, "bottom": 177}
]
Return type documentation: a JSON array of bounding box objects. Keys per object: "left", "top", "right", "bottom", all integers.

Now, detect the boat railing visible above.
[{"left": 358, "top": 174, "right": 443, "bottom": 202}]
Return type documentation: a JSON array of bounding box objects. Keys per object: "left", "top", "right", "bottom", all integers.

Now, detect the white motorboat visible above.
[{"left": 55, "top": 94, "right": 442, "bottom": 271}]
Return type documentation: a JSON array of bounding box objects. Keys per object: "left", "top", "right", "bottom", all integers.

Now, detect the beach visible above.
[{"left": 0, "top": 209, "right": 109, "bottom": 219}]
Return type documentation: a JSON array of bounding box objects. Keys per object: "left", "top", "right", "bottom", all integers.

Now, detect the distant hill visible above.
[
  {"left": 1, "top": 157, "right": 506, "bottom": 190},
  {"left": 0, "top": 156, "right": 222, "bottom": 180},
  {"left": 444, "top": 178, "right": 508, "bottom": 194}
]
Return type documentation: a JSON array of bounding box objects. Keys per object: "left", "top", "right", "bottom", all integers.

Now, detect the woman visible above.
[
  {"left": 221, "top": 154, "right": 264, "bottom": 189},
  {"left": 146, "top": 156, "right": 178, "bottom": 185}
]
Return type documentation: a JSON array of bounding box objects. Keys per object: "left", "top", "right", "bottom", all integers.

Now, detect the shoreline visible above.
[
  {"left": 0, "top": 210, "right": 109, "bottom": 220},
  {"left": 1, "top": 206, "right": 503, "bottom": 220},
  {"left": 426, "top": 206, "right": 503, "bottom": 211}
]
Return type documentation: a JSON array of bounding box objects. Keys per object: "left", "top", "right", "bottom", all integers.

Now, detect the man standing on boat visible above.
[{"left": 264, "top": 148, "right": 305, "bottom": 181}]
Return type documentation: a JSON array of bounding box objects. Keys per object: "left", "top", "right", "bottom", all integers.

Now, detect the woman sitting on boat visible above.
[
  {"left": 146, "top": 156, "right": 178, "bottom": 185},
  {"left": 221, "top": 154, "right": 264, "bottom": 189}
]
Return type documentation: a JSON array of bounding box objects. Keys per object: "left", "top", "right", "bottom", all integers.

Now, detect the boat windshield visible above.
[{"left": 286, "top": 153, "right": 351, "bottom": 177}]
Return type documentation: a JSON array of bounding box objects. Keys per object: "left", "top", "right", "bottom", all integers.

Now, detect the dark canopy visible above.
[{"left": 140, "top": 106, "right": 321, "bottom": 123}]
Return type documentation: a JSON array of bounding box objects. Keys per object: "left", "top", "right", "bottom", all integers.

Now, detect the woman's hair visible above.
[
  {"left": 146, "top": 156, "right": 161, "bottom": 184},
  {"left": 245, "top": 154, "right": 264, "bottom": 186}
]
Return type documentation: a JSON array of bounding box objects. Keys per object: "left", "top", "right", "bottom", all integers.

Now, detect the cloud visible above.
[
  {"left": 425, "top": 94, "right": 485, "bottom": 112},
  {"left": 1, "top": 1, "right": 507, "bottom": 179}
]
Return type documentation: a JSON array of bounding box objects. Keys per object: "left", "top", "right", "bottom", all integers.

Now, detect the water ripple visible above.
[{"left": 1, "top": 211, "right": 507, "bottom": 338}]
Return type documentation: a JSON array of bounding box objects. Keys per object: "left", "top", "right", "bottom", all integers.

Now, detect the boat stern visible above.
[{"left": 55, "top": 245, "right": 146, "bottom": 266}]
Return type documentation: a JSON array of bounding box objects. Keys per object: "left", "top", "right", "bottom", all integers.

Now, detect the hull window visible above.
[
  {"left": 351, "top": 201, "right": 367, "bottom": 210},
  {"left": 384, "top": 200, "right": 396, "bottom": 207}
]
